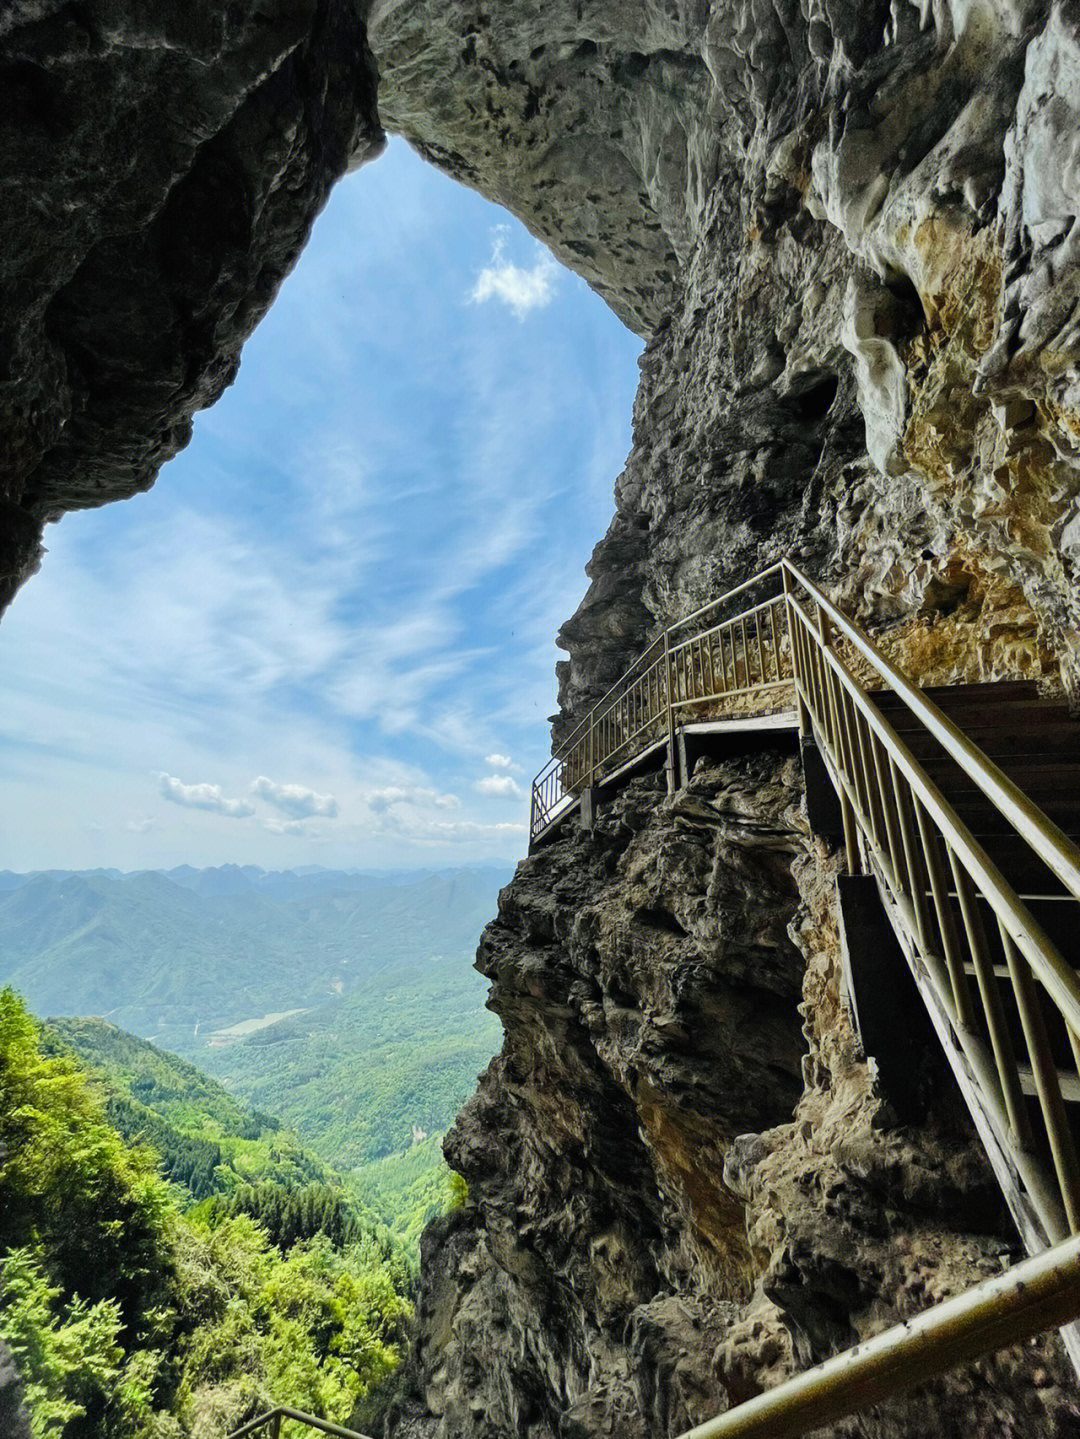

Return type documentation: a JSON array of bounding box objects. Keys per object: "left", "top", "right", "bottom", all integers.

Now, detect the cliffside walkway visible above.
[{"left": 531, "top": 559, "right": 1080, "bottom": 1426}]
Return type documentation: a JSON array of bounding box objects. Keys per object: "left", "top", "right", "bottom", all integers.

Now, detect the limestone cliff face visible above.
[
  {"left": 385, "top": 4, "right": 1080, "bottom": 1433},
  {"left": 8, "top": 2, "right": 1080, "bottom": 1436},
  {"left": 0, "top": 0, "right": 383, "bottom": 610},
  {"left": 394, "top": 763, "right": 1078, "bottom": 1439}
]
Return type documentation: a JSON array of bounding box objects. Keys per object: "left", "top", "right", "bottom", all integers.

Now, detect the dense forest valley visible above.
[{"left": 0, "top": 865, "right": 507, "bottom": 1436}]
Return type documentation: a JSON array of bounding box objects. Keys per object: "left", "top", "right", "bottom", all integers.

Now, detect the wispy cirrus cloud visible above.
[
  {"left": 158, "top": 774, "right": 255, "bottom": 819},
  {"left": 470, "top": 226, "right": 559, "bottom": 318},
  {"left": 251, "top": 776, "right": 339, "bottom": 819},
  {"left": 0, "top": 141, "right": 642, "bottom": 873},
  {"left": 262, "top": 816, "right": 309, "bottom": 836}
]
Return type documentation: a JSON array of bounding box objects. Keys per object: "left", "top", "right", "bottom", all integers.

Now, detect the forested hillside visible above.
[
  {"left": 0, "top": 991, "right": 419, "bottom": 1438},
  {"left": 0, "top": 866, "right": 507, "bottom": 1057},
  {"left": 0, "top": 866, "right": 505, "bottom": 1256},
  {"left": 43, "top": 1018, "right": 335, "bottom": 1201}
]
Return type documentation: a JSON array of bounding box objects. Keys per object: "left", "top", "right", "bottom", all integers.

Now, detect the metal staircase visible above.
[{"left": 530, "top": 558, "right": 1080, "bottom": 1431}]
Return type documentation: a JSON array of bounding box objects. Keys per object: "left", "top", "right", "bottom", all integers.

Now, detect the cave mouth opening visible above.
[{"left": 0, "top": 139, "right": 644, "bottom": 879}]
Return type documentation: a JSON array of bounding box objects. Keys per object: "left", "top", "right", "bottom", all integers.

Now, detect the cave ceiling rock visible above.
[
  {"left": 364, "top": 0, "right": 721, "bottom": 336},
  {"left": 0, "top": 0, "right": 384, "bottom": 613}
]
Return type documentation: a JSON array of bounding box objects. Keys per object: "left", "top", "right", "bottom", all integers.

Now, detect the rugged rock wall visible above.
[
  {"left": 386, "top": 3, "right": 1080, "bottom": 1434},
  {"left": 9, "top": 2, "right": 1080, "bottom": 1436},
  {"left": 0, "top": 0, "right": 383, "bottom": 610},
  {"left": 392, "top": 749, "right": 1079, "bottom": 1438}
]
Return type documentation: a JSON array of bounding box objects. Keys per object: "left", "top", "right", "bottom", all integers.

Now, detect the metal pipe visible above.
[
  {"left": 950, "top": 855, "right": 1033, "bottom": 1148},
  {"left": 664, "top": 629, "right": 676, "bottom": 795},
  {"left": 228, "top": 1409, "right": 372, "bottom": 1439},
  {"left": 1000, "top": 925, "right": 1080, "bottom": 1234},
  {"left": 674, "top": 1233, "right": 1080, "bottom": 1439},
  {"left": 276, "top": 1408, "right": 372, "bottom": 1439},
  {"left": 783, "top": 562, "right": 1080, "bottom": 902}
]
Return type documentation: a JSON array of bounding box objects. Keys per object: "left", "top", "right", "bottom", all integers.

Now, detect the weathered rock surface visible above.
[
  {"left": 366, "top": 0, "right": 719, "bottom": 335},
  {"left": 395, "top": 756, "right": 1079, "bottom": 1439},
  {"left": 10, "top": 1, "right": 1080, "bottom": 1435},
  {"left": 394, "top": 753, "right": 809, "bottom": 1439},
  {"left": 0, "top": 0, "right": 383, "bottom": 610},
  {"left": 0, "top": 1339, "right": 32, "bottom": 1439}
]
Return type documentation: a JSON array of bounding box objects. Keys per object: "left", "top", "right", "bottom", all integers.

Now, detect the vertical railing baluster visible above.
[
  {"left": 917, "top": 817, "right": 977, "bottom": 1030},
  {"left": 782, "top": 568, "right": 811, "bottom": 738},
  {"left": 949, "top": 856, "right": 1032, "bottom": 1146},
  {"left": 755, "top": 609, "right": 765, "bottom": 687},
  {"left": 892, "top": 767, "right": 932, "bottom": 945},
  {"left": 1000, "top": 923, "right": 1080, "bottom": 1235},
  {"left": 664, "top": 628, "right": 675, "bottom": 795}
]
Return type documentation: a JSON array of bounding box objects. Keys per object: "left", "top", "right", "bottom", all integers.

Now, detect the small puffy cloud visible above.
[
  {"left": 484, "top": 753, "right": 522, "bottom": 773},
  {"left": 368, "top": 785, "right": 460, "bottom": 814},
  {"left": 475, "top": 774, "right": 523, "bottom": 798},
  {"left": 428, "top": 820, "right": 527, "bottom": 837},
  {"left": 470, "top": 227, "right": 559, "bottom": 319},
  {"left": 263, "top": 817, "right": 308, "bottom": 836},
  {"left": 125, "top": 817, "right": 155, "bottom": 834},
  {"left": 158, "top": 773, "right": 255, "bottom": 819},
  {"left": 251, "top": 775, "right": 339, "bottom": 819}
]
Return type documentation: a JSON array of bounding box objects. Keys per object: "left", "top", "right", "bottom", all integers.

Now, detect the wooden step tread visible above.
[
  {"left": 875, "top": 698, "right": 1073, "bottom": 731},
  {"left": 1017, "top": 1066, "right": 1080, "bottom": 1104},
  {"left": 870, "top": 680, "right": 1042, "bottom": 705}
]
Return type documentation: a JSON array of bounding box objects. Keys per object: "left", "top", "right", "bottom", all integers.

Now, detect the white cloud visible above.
[
  {"left": 484, "top": 753, "right": 522, "bottom": 773},
  {"left": 428, "top": 820, "right": 527, "bottom": 837},
  {"left": 475, "top": 774, "right": 524, "bottom": 798},
  {"left": 262, "top": 817, "right": 308, "bottom": 836},
  {"left": 125, "top": 817, "right": 156, "bottom": 834},
  {"left": 470, "top": 227, "right": 559, "bottom": 319},
  {"left": 158, "top": 774, "right": 255, "bottom": 819},
  {"left": 251, "top": 776, "right": 339, "bottom": 819},
  {"left": 367, "top": 785, "right": 460, "bottom": 814}
]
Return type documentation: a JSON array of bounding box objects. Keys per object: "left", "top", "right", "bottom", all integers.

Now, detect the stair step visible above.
[
  {"left": 900, "top": 724, "right": 1080, "bottom": 763},
  {"left": 870, "top": 680, "right": 1042, "bottom": 708},
  {"left": 964, "top": 833, "right": 1078, "bottom": 897},
  {"left": 947, "top": 801, "right": 1080, "bottom": 840},
  {"left": 1017, "top": 1066, "right": 1080, "bottom": 1104},
  {"left": 874, "top": 697, "right": 1072, "bottom": 732},
  {"left": 917, "top": 758, "right": 1080, "bottom": 800}
]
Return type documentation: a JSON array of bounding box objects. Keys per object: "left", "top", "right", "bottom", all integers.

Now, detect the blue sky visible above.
[{"left": 0, "top": 140, "right": 642, "bottom": 872}]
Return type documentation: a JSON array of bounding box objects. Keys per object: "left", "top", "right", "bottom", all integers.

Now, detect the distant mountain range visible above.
[{"left": 0, "top": 864, "right": 509, "bottom": 1058}]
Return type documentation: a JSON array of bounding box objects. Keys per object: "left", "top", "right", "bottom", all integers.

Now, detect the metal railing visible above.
[
  {"left": 677, "top": 1230, "right": 1080, "bottom": 1439},
  {"left": 785, "top": 563, "right": 1080, "bottom": 1252},
  {"left": 531, "top": 556, "right": 1080, "bottom": 1428},
  {"left": 227, "top": 1407, "right": 369, "bottom": 1439},
  {"left": 530, "top": 564, "right": 792, "bottom": 842}
]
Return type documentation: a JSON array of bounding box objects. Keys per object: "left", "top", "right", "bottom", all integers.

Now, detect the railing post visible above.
[
  {"left": 270, "top": 1414, "right": 281, "bottom": 1439},
  {"left": 664, "top": 628, "right": 676, "bottom": 794},
  {"left": 814, "top": 600, "right": 860, "bottom": 873},
  {"left": 781, "top": 566, "right": 811, "bottom": 739}
]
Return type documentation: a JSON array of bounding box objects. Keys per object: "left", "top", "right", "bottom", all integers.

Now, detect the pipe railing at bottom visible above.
[
  {"left": 676, "top": 1232, "right": 1080, "bottom": 1439},
  {"left": 227, "top": 1406, "right": 371, "bottom": 1439}
]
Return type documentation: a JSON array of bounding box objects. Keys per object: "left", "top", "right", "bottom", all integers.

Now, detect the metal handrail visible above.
[
  {"left": 227, "top": 1407, "right": 370, "bottom": 1439},
  {"left": 530, "top": 554, "right": 1080, "bottom": 1428},
  {"left": 789, "top": 564, "right": 1080, "bottom": 901},
  {"left": 676, "top": 1230, "right": 1080, "bottom": 1439},
  {"left": 530, "top": 566, "right": 791, "bottom": 842}
]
